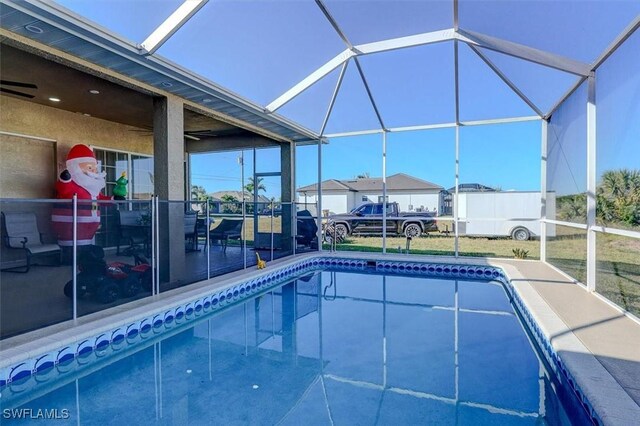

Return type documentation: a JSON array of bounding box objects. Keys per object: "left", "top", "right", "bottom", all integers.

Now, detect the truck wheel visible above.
[
  {"left": 334, "top": 224, "right": 348, "bottom": 241},
  {"left": 512, "top": 227, "right": 531, "bottom": 241},
  {"left": 404, "top": 223, "right": 422, "bottom": 238}
]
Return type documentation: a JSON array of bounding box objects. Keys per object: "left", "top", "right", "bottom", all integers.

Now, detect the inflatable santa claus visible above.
[{"left": 51, "top": 144, "right": 126, "bottom": 246}]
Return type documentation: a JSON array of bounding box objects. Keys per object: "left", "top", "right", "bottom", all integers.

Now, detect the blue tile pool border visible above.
[{"left": 0, "top": 256, "right": 599, "bottom": 424}]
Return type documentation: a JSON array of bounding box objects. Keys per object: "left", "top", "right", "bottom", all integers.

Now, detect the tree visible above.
[
  {"left": 597, "top": 169, "right": 640, "bottom": 227},
  {"left": 557, "top": 194, "right": 587, "bottom": 222},
  {"left": 244, "top": 177, "right": 266, "bottom": 195},
  {"left": 220, "top": 194, "right": 241, "bottom": 214},
  {"left": 190, "top": 185, "right": 208, "bottom": 201}
]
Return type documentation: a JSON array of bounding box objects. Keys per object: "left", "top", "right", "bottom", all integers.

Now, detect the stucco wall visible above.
[{"left": 0, "top": 95, "right": 153, "bottom": 179}]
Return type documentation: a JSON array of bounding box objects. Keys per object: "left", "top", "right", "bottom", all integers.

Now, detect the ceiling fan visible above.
[
  {"left": 0, "top": 80, "right": 37, "bottom": 99},
  {"left": 127, "top": 126, "right": 201, "bottom": 141}
]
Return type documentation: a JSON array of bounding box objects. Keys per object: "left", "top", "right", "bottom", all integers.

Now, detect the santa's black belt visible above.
[{"left": 53, "top": 204, "right": 99, "bottom": 212}]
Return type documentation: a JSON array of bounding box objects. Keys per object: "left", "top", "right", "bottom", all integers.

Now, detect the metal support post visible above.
[
  {"left": 270, "top": 200, "right": 275, "bottom": 261},
  {"left": 72, "top": 194, "right": 77, "bottom": 319},
  {"left": 317, "top": 138, "right": 323, "bottom": 251},
  {"left": 454, "top": 125, "right": 460, "bottom": 257},
  {"left": 155, "top": 196, "right": 160, "bottom": 294},
  {"left": 151, "top": 195, "right": 156, "bottom": 295},
  {"left": 240, "top": 151, "right": 247, "bottom": 269},
  {"left": 382, "top": 131, "right": 387, "bottom": 254},
  {"left": 206, "top": 199, "right": 210, "bottom": 280},
  {"left": 293, "top": 201, "right": 297, "bottom": 255},
  {"left": 586, "top": 74, "right": 597, "bottom": 291},
  {"left": 540, "top": 120, "right": 548, "bottom": 262}
]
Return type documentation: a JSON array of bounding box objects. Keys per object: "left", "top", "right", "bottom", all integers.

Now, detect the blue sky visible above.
[{"left": 55, "top": 1, "right": 639, "bottom": 198}]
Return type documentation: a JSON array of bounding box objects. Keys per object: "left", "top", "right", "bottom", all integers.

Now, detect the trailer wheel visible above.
[
  {"left": 404, "top": 223, "right": 422, "bottom": 238},
  {"left": 511, "top": 227, "right": 531, "bottom": 241}
]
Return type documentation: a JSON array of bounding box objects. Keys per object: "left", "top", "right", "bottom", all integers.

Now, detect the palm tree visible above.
[
  {"left": 558, "top": 194, "right": 587, "bottom": 222},
  {"left": 190, "top": 185, "right": 208, "bottom": 201},
  {"left": 598, "top": 169, "right": 640, "bottom": 226},
  {"left": 244, "top": 177, "right": 266, "bottom": 195}
]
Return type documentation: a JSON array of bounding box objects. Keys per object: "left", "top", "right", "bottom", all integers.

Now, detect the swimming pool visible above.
[{"left": 1, "top": 259, "right": 592, "bottom": 424}]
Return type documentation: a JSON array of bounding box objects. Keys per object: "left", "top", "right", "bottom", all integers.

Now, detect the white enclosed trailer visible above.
[{"left": 455, "top": 191, "right": 556, "bottom": 240}]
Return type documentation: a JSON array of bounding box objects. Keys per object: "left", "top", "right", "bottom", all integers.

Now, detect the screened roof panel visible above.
[
  {"left": 323, "top": 60, "right": 382, "bottom": 134},
  {"left": 459, "top": 0, "right": 640, "bottom": 63},
  {"left": 54, "top": 0, "right": 183, "bottom": 43},
  {"left": 322, "top": 0, "right": 453, "bottom": 45},
  {"left": 358, "top": 42, "right": 455, "bottom": 128},
  {"left": 477, "top": 47, "right": 581, "bottom": 115},
  {"left": 156, "top": 1, "right": 345, "bottom": 105},
  {"left": 277, "top": 67, "right": 342, "bottom": 134},
  {"left": 458, "top": 43, "right": 536, "bottom": 121}
]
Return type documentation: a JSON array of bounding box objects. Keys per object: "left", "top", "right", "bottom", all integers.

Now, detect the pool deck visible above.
[{"left": 1, "top": 252, "right": 638, "bottom": 425}]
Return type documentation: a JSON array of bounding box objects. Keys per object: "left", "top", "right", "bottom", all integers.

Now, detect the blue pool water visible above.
[{"left": 2, "top": 269, "right": 590, "bottom": 425}]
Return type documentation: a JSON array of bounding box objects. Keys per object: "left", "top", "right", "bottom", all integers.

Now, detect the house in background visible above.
[{"left": 297, "top": 173, "right": 444, "bottom": 215}]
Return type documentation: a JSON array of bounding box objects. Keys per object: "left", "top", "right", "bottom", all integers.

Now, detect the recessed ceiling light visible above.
[
  {"left": 257, "top": 120, "right": 268, "bottom": 125},
  {"left": 24, "top": 24, "right": 44, "bottom": 34},
  {"left": 160, "top": 81, "right": 173, "bottom": 88},
  {"left": 202, "top": 98, "right": 212, "bottom": 103},
  {"left": 88, "top": 89, "right": 100, "bottom": 95},
  {"left": 48, "top": 97, "right": 61, "bottom": 102}
]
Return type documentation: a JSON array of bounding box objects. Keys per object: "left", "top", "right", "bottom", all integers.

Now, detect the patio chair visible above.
[
  {"left": 184, "top": 211, "right": 198, "bottom": 252},
  {"left": 117, "top": 210, "right": 149, "bottom": 255},
  {"left": 296, "top": 210, "right": 318, "bottom": 249},
  {"left": 209, "top": 219, "right": 243, "bottom": 253},
  {"left": 1, "top": 211, "right": 61, "bottom": 273}
]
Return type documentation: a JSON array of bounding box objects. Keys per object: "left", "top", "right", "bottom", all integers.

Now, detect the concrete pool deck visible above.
[{"left": 1, "top": 252, "right": 638, "bottom": 425}]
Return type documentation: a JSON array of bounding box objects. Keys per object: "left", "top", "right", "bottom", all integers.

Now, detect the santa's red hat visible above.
[{"left": 66, "top": 144, "right": 96, "bottom": 165}]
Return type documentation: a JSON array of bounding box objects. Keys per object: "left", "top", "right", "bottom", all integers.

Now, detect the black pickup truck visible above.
[{"left": 325, "top": 202, "right": 437, "bottom": 241}]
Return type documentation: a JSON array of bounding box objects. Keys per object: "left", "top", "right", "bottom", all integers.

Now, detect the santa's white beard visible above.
[{"left": 68, "top": 162, "right": 106, "bottom": 198}]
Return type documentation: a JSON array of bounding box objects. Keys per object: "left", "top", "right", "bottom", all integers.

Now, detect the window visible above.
[
  {"left": 94, "top": 148, "right": 154, "bottom": 199},
  {"left": 362, "top": 196, "right": 369, "bottom": 202},
  {"left": 358, "top": 204, "right": 373, "bottom": 215},
  {"left": 93, "top": 148, "right": 153, "bottom": 248}
]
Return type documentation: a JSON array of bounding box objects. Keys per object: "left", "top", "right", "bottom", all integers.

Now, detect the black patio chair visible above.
[
  {"left": 209, "top": 219, "right": 243, "bottom": 253},
  {"left": 184, "top": 211, "right": 199, "bottom": 252},
  {"left": 117, "top": 210, "right": 149, "bottom": 255}
]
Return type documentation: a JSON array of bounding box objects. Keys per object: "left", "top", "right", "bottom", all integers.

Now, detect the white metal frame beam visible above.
[
  {"left": 355, "top": 29, "right": 456, "bottom": 55},
  {"left": 139, "top": 0, "right": 208, "bottom": 55},
  {"left": 547, "top": 16, "right": 640, "bottom": 119},
  {"left": 266, "top": 29, "right": 456, "bottom": 113},
  {"left": 592, "top": 15, "right": 640, "bottom": 72},
  {"left": 322, "top": 115, "right": 541, "bottom": 139},
  {"left": 319, "top": 61, "right": 348, "bottom": 137},
  {"left": 314, "top": 0, "right": 354, "bottom": 50},
  {"left": 469, "top": 44, "right": 544, "bottom": 117},
  {"left": 266, "top": 49, "right": 355, "bottom": 113},
  {"left": 457, "top": 29, "right": 591, "bottom": 76},
  {"left": 353, "top": 57, "right": 386, "bottom": 130},
  {"left": 267, "top": 24, "right": 590, "bottom": 126}
]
